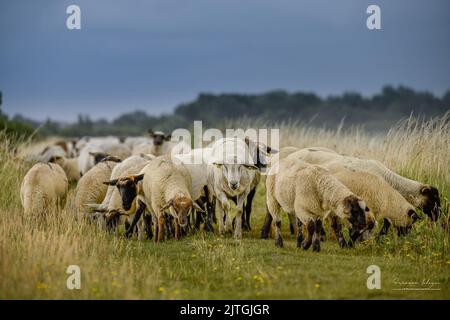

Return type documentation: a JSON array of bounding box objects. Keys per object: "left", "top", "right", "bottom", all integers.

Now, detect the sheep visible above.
[
  {"left": 266, "top": 155, "right": 372, "bottom": 251},
  {"left": 132, "top": 130, "right": 172, "bottom": 156},
  {"left": 49, "top": 155, "right": 80, "bottom": 183},
  {"left": 54, "top": 140, "right": 78, "bottom": 158},
  {"left": 102, "top": 143, "right": 132, "bottom": 160},
  {"left": 172, "top": 147, "right": 215, "bottom": 231},
  {"left": 20, "top": 162, "right": 68, "bottom": 217},
  {"left": 93, "top": 154, "right": 155, "bottom": 211},
  {"left": 124, "top": 156, "right": 204, "bottom": 242},
  {"left": 77, "top": 143, "right": 106, "bottom": 176},
  {"left": 329, "top": 165, "right": 419, "bottom": 238},
  {"left": 206, "top": 138, "right": 259, "bottom": 239},
  {"left": 260, "top": 146, "right": 300, "bottom": 239},
  {"left": 73, "top": 157, "right": 122, "bottom": 220},
  {"left": 291, "top": 148, "right": 441, "bottom": 221}
]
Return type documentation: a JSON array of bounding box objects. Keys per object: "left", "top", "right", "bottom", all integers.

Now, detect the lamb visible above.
[
  {"left": 20, "top": 162, "right": 68, "bottom": 217},
  {"left": 291, "top": 148, "right": 441, "bottom": 221},
  {"left": 329, "top": 165, "right": 419, "bottom": 238},
  {"left": 206, "top": 138, "right": 258, "bottom": 239},
  {"left": 73, "top": 157, "right": 122, "bottom": 220},
  {"left": 266, "top": 155, "right": 372, "bottom": 251},
  {"left": 124, "top": 156, "right": 204, "bottom": 242}
]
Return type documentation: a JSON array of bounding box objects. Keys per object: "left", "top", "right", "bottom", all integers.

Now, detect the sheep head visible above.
[
  {"left": 148, "top": 129, "right": 171, "bottom": 146},
  {"left": 103, "top": 174, "right": 144, "bottom": 210},
  {"left": 419, "top": 185, "right": 440, "bottom": 221},
  {"left": 161, "top": 195, "right": 204, "bottom": 227}
]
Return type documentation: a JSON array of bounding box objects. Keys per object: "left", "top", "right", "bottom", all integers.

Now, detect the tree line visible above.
[{"left": 2, "top": 85, "right": 450, "bottom": 138}]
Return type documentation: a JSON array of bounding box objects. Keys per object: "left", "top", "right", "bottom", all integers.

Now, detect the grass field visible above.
[{"left": 0, "top": 115, "right": 449, "bottom": 299}]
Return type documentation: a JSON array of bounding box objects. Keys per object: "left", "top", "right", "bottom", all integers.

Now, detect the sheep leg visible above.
[
  {"left": 301, "top": 220, "right": 315, "bottom": 250},
  {"left": 125, "top": 201, "right": 146, "bottom": 238},
  {"left": 234, "top": 194, "right": 246, "bottom": 240},
  {"left": 377, "top": 218, "right": 391, "bottom": 240},
  {"left": 153, "top": 215, "right": 159, "bottom": 243},
  {"left": 204, "top": 200, "right": 214, "bottom": 232},
  {"left": 260, "top": 208, "right": 273, "bottom": 239},
  {"left": 331, "top": 215, "right": 348, "bottom": 248},
  {"left": 174, "top": 221, "right": 181, "bottom": 240},
  {"left": 157, "top": 216, "right": 166, "bottom": 242},
  {"left": 243, "top": 187, "right": 256, "bottom": 231},
  {"left": 267, "top": 194, "right": 283, "bottom": 248},
  {"left": 143, "top": 213, "right": 153, "bottom": 240},
  {"left": 287, "top": 212, "right": 297, "bottom": 236},
  {"left": 312, "top": 219, "right": 322, "bottom": 252},
  {"left": 296, "top": 218, "right": 304, "bottom": 248}
]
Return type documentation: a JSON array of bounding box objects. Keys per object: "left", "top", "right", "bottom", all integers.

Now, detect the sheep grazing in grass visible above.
[
  {"left": 266, "top": 156, "right": 372, "bottom": 252},
  {"left": 124, "top": 156, "right": 204, "bottom": 242},
  {"left": 329, "top": 165, "right": 419, "bottom": 238},
  {"left": 206, "top": 138, "right": 259, "bottom": 239},
  {"left": 292, "top": 148, "right": 441, "bottom": 221},
  {"left": 73, "top": 157, "right": 122, "bottom": 220},
  {"left": 20, "top": 162, "right": 68, "bottom": 217}
]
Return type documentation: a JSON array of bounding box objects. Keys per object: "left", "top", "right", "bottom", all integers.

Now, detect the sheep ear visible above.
[
  {"left": 164, "top": 134, "right": 172, "bottom": 141},
  {"left": 101, "top": 156, "right": 122, "bottom": 163},
  {"left": 148, "top": 129, "right": 155, "bottom": 137},
  {"left": 132, "top": 174, "right": 145, "bottom": 182},
  {"left": 267, "top": 146, "right": 278, "bottom": 154},
  {"left": 161, "top": 200, "right": 174, "bottom": 211},
  {"left": 420, "top": 185, "right": 432, "bottom": 195},
  {"left": 408, "top": 209, "right": 420, "bottom": 221},
  {"left": 213, "top": 162, "right": 223, "bottom": 168},
  {"left": 192, "top": 201, "right": 205, "bottom": 213},
  {"left": 244, "top": 136, "right": 251, "bottom": 146},
  {"left": 358, "top": 200, "right": 366, "bottom": 211},
  {"left": 103, "top": 179, "right": 119, "bottom": 186},
  {"left": 244, "top": 164, "right": 259, "bottom": 170},
  {"left": 49, "top": 156, "right": 62, "bottom": 163}
]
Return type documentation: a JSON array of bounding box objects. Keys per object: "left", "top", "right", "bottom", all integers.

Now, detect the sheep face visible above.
[
  {"left": 162, "top": 196, "right": 204, "bottom": 227},
  {"left": 215, "top": 163, "right": 258, "bottom": 193},
  {"left": 343, "top": 195, "right": 367, "bottom": 230},
  {"left": 104, "top": 174, "right": 144, "bottom": 210},
  {"left": 420, "top": 185, "right": 440, "bottom": 221},
  {"left": 244, "top": 137, "right": 278, "bottom": 170},
  {"left": 148, "top": 129, "right": 171, "bottom": 146},
  {"left": 397, "top": 209, "right": 420, "bottom": 236}
]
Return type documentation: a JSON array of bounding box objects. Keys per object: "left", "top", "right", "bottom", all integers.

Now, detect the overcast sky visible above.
[{"left": 1, "top": 0, "right": 449, "bottom": 122}]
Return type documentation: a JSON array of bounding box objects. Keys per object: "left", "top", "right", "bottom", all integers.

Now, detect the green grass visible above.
[{"left": 1, "top": 115, "right": 449, "bottom": 299}]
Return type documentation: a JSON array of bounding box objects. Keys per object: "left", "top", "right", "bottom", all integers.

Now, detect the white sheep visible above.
[
  {"left": 73, "top": 157, "right": 121, "bottom": 220},
  {"left": 124, "top": 156, "right": 204, "bottom": 242},
  {"left": 132, "top": 130, "right": 172, "bottom": 156},
  {"left": 206, "top": 138, "right": 258, "bottom": 239},
  {"left": 266, "top": 155, "right": 372, "bottom": 251},
  {"left": 20, "top": 162, "right": 68, "bottom": 217},
  {"left": 49, "top": 156, "right": 80, "bottom": 182},
  {"left": 291, "top": 148, "right": 441, "bottom": 221},
  {"left": 329, "top": 165, "right": 419, "bottom": 238}
]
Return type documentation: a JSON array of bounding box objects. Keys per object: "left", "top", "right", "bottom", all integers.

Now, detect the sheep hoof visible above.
[
  {"left": 275, "top": 236, "right": 284, "bottom": 248},
  {"left": 338, "top": 238, "right": 347, "bottom": 248},
  {"left": 204, "top": 222, "right": 214, "bottom": 233},
  {"left": 312, "top": 241, "right": 321, "bottom": 252},
  {"left": 260, "top": 229, "right": 270, "bottom": 239}
]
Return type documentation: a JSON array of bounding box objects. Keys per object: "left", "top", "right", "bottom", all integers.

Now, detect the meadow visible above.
[{"left": 0, "top": 115, "right": 449, "bottom": 299}]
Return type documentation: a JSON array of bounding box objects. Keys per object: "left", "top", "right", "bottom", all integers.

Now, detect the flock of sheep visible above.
[{"left": 19, "top": 129, "right": 441, "bottom": 251}]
